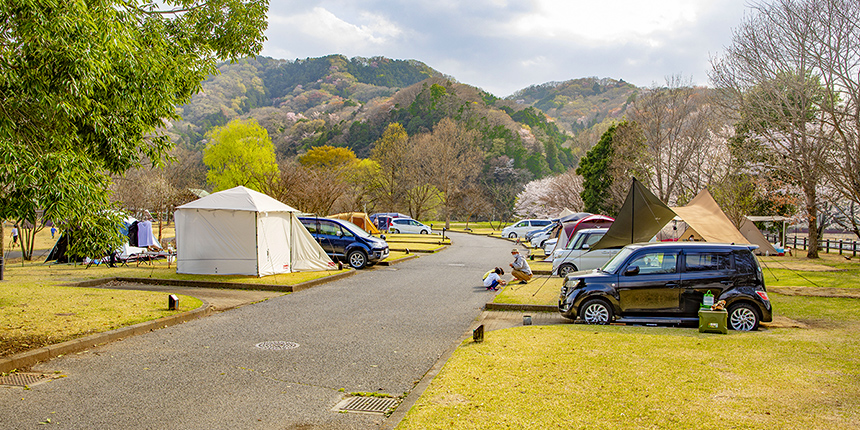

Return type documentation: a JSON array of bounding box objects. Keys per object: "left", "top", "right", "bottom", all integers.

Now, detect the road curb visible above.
[
  {"left": 377, "top": 254, "right": 419, "bottom": 266},
  {"left": 484, "top": 303, "right": 557, "bottom": 312}
]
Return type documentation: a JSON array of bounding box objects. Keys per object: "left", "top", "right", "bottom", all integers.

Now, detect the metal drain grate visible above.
[
  {"left": 0, "top": 373, "right": 51, "bottom": 387},
  {"left": 254, "top": 341, "right": 299, "bottom": 351},
  {"left": 338, "top": 396, "right": 399, "bottom": 414}
]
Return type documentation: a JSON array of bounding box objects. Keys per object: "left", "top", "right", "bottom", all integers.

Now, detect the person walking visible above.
[
  {"left": 509, "top": 248, "right": 532, "bottom": 284},
  {"left": 51, "top": 225, "right": 56, "bottom": 239},
  {"left": 11, "top": 225, "right": 19, "bottom": 246}
]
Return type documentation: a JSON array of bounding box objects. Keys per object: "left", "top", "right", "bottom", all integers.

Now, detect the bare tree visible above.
[
  {"left": 802, "top": 0, "right": 860, "bottom": 240},
  {"left": 369, "top": 123, "right": 410, "bottom": 213},
  {"left": 627, "top": 76, "right": 716, "bottom": 205},
  {"left": 710, "top": 0, "right": 840, "bottom": 258},
  {"left": 257, "top": 161, "right": 348, "bottom": 216},
  {"left": 412, "top": 118, "right": 484, "bottom": 227},
  {"left": 481, "top": 156, "right": 530, "bottom": 229}
]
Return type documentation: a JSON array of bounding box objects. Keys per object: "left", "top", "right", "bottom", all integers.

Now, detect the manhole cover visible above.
[
  {"left": 337, "top": 396, "right": 399, "bottom": 414},
  {"left": 254, "top": 341, "right": 299, "bottom": 351},
  {"left": 0, "top": 373, "right": 52, "bottom": 387}
]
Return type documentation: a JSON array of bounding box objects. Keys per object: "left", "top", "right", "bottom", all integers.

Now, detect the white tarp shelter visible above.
[{"left": 174, "top": 186, "right": 334, "bottom": 276}]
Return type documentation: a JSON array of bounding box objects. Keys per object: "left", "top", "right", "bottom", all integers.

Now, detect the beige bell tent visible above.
[
  {"left": 175, "top": 186, "right": 334, "bottom": 276},
  {"left": 330, "top": 212, "right": 381, "bottom": 234},
  {"left": 739, "top": 218, "right": 778, "bottom": 255},
  {"left": 671, "top": 189, "right": 751, "bottom": 245}
]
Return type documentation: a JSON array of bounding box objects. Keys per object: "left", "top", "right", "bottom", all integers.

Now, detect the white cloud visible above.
[
  {"left": 270, "top": 7, "right": 404, "bottom": 52},
  {"left": 259, "top": 0, "right": 751, "bottom": 96},
  {"left": 502, "top": 0, "right": 699, "bottom": 45}
]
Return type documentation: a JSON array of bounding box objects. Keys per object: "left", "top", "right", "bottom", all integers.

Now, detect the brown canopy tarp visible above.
[
  {"left": 592, "top": 178, "right": 676, "bottom": 250},
  {"left": 671, "top": 189, "right": 750, "bottom": 245},
  {"left": 739, "top": 218, "right": 778, "bottom": 255},
  {"left": 330, "top": 212, "right": 381, "bottom": 234}
]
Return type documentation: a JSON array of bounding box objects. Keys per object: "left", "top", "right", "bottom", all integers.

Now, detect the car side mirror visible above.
[
  {"left": 624, "top": 265, "right": 640, "bottom": 276},
  {"left": 336, "top": 230, "right": 343, "bottom": 237},
  {"left": 581, "top": 244, "right": 590, "bottom": 250}
]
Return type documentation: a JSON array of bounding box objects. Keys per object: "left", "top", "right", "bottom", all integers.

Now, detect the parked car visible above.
[
  {"left": 369, "top": 212, "right": 409, "bottom": 231},
  {"left": 389, "top": 218, "right": 432, "bottom": 234},
  {"left": 528, "top": 224, "right": 557, "bottom": 249},
  {"left": 552, "top": 228, "right": 618, "bottom": 277},
  {"left": 298, "top": 217, "right": 389, "bottom": 269},
  {"left": 543, "top": 238, "right": 558, "bottom": 255},
  {"left": 501, "top": 219, "right": 552, "bottom": 239},
  {"left": 558, "top": 242, "right": 772, "bottom": 331}
]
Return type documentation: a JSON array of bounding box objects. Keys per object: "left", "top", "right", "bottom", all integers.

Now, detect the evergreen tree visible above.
[{"left": 577, "top": 124, "right": 617, "bottom": 214}]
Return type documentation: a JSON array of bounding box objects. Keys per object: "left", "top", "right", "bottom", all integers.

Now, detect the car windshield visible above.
[
  {"left": 602, "top": 247, "right": 636, "bottom": 273},
  {"left": 336, "top": 219, "right": 371, "bottom": 238}
]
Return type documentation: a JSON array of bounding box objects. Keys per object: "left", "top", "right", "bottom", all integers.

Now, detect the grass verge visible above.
[
  {"left": 397, "top": 292, "right": 860, "bottom": 429},
  {"left": 493, "top": 277, "right": 561, "bottom": 307}
]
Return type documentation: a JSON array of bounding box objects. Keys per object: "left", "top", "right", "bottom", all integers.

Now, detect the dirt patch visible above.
[
  {"left": 761, "top": 261, "right": 846, "bottom": 272},
  {"left": 770, "top": 286, "right": 860, "bottom": 299},
  {"left": 761, "top": 316, "right": 809, "bottom": 329}
]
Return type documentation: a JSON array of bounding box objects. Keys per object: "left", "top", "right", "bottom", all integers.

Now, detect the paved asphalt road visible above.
[{"left": 0, "top": 232, "right": 516, "bottom": 429}]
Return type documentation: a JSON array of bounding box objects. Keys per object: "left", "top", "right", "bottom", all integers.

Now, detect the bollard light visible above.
[
  {"left": 168, "top": 294, "right": 179, "bottom": 310},
  {"left": 523, "top": 315, "right": 532, "bottom": 325}
]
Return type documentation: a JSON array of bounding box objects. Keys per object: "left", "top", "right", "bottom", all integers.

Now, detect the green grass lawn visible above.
[
  {"left": 493, "top": 277, "right": 561, "bottom": 306},
  {"left": 399, "top": 251, "right": 860, "bottom": 429},
  {"left": 398, "top": 291, "right": 860, "bottom": 429}
]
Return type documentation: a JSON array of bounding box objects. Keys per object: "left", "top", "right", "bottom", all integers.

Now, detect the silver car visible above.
[{"left": 552, "top": 228, "right": 620, "bottom": 277}]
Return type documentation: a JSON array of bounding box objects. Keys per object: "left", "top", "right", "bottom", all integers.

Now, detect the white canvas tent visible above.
[{"left": 174, "top": 186, "right": 334, "bottom": 276}]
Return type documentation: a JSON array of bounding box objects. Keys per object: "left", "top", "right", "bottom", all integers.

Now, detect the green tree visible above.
[
  {"left": 298, "top": 145, "right": 358, "bottom": 170},
  {"left": 203, "top": 119, "right": 278, "bottom": 192},
  {"left": 577, "top": 125, "right": 617, "bottom": 214},
  {"left": 0, "top": 0, "right": 268, "bottom": 261},
  {"left": 577, "top": 121, "right": 645, "bottom": 216}
]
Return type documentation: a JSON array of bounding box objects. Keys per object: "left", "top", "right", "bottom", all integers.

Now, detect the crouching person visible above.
[
  {"left": 483, "top": 267, "right": 507, "bottom": 291},
  {"left": 509, "top": 248, "right": 532, "bottom": 284}
]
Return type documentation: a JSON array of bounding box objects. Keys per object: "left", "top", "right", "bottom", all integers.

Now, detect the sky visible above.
[{"left": 261, "top": 0, "right": 753, "bottom": 97}]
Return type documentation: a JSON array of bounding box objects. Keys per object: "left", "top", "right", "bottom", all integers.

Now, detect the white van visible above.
[{"left": 502, "top": 219, "right": 552, "bottom": 239}]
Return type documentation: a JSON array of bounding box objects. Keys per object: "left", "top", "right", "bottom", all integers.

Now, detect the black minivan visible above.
[
  {"left": 298, "top": 217, "right": 389, "bottom": 269},
  {"left": 558, "top": 242, "right": 772, "bottom": 331}
]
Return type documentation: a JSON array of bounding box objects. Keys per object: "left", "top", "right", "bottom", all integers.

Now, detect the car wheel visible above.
[
  {"left": 728, "top": 303, "right": 760, "bottom": 331},
  {"left": 347, "top": 250, "right": 368, "bottom": 269},
  {"left": 420, "top": 229, "right": 428, "bottom": 234},
  {"left": 539, "top": 240, "right": 546, "bottom": 248},
  {"left": 392, "top": 229, "right": 400, "bottom": 234},
  {"left": 508, "top": 233, "right": 517, "bottom": 239},
  {"left": 581, "top": 299, "right": 613, "bottom": 325},
  {"left": 557, "top": 263, "right": 577, "bottom": 278}
]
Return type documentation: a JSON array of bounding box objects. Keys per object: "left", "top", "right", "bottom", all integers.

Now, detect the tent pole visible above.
[{"left": 631, "top": 179, "right": 636, "bottom": 244}]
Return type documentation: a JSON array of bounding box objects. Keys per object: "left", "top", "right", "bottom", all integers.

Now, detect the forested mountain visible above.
[
  {"left": 164, "top": 55, "right": 636, "bottom": 184},
  {"left": 509, "top": 78, "right": 639, "bottom": 133}
]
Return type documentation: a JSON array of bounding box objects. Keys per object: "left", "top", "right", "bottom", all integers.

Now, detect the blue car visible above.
[{"left": 298, "top": 217, "right": 389, "bottom": 269}]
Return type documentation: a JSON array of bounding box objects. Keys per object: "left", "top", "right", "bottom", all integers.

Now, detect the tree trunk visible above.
[{"left": 805, "top": 185, "right": 819, "bottom": 258}]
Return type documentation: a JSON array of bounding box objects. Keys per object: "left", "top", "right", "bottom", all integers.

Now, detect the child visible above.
[{"left": 482, "top": 267, "right": 507, "bottom": 291}]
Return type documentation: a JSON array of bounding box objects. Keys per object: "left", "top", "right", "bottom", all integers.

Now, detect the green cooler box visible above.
[{"left": 698, "top": 309, "right": 728, "bottom": 334}]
